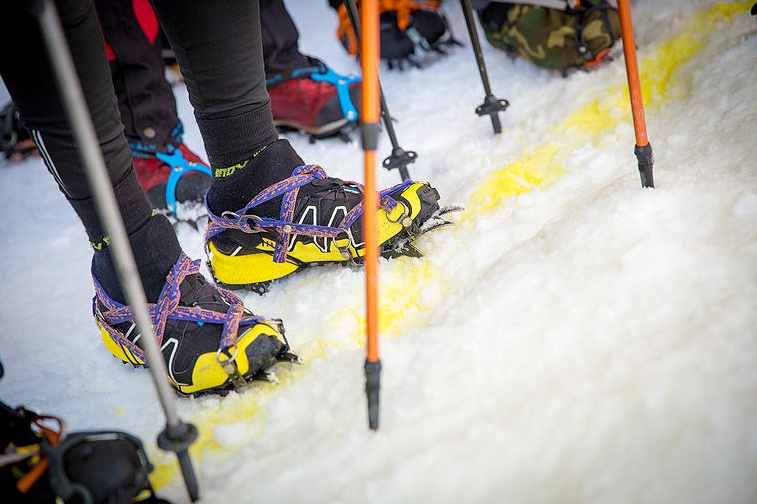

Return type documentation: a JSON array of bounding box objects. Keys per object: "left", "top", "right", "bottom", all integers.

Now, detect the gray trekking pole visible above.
[
  {"left": 459, "top": 0, "right": 509, "bottom": 133},
  {"left": 32, "top": 0, "right": 200, "bottom": 500},
  {"left": 343, "top": 0, "right": 415, "bottom": 182}
]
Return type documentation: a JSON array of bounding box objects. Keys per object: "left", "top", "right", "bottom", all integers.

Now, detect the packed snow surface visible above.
[{"left": 1, "top": 1, "right": 756, "bottom": 503}]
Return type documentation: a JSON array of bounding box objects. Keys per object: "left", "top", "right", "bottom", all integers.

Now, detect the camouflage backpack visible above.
[{"left": 477, "top": 0, "right": 622, "bottom": 72}]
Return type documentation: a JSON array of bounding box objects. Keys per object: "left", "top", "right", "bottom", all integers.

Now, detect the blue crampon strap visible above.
[
  {"left": 154, "top": 150, "right": 212, "bottom": 214},
  {"left": 93, "top": 253, "right": 266, "bottom": 361},
  {"left": 309, "top": 67, "right": 361, "bottom": 123},
  {"left": 204, "top": 165, "right": 414, "bottom": 264},
  {"left": 129, "top": 120, "right": 212, "bottom": 214}
]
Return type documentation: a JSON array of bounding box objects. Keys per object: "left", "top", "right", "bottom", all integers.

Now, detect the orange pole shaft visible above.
[
  {"left": 361, "top": 0, "right": 380, "bottom": 363},
  {"left": 364, "top": 148, "right": 379, "bottom": 362},
  {"left": 617, "top": 0, "right": 649, "bottom": 147}
]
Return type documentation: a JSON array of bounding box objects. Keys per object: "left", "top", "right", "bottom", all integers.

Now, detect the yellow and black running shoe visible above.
[
  {"left": 93, "top": 253, "right": 297, "bottom": 396},
  {"left": 204, "top": 163, "right": 444, "bottom": 292}
]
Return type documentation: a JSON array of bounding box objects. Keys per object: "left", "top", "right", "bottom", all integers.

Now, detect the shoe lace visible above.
[{"left": 204, "top": 164, "right": 413, "bottom": 264}]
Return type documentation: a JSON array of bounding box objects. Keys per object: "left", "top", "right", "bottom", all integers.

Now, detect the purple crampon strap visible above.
[
  {"left": 204, "top": 164, "right": 414, "bottom": 263},
  {"left": 204, "top": 164, "right": 327, "bottom": 240},
  {"left": 93, "top": 252, "right": 264, "bottom": 362}
]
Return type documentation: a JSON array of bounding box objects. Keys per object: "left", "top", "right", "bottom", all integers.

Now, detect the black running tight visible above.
[{"left": 0, "top": 0, "right": 276, "bottom": 200}]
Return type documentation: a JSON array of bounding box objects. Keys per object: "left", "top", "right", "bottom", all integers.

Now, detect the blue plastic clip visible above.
[{"left": 309, "top": 67, "right": 361, "bottom": 123}]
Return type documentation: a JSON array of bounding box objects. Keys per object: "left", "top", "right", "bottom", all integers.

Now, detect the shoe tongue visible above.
[
  {"left": 179, "top": 274, "right": 224, "bottom": 309},
  {"left": 300, "top": 177, "right": 365, "bottom": 201},
  {"left": 299, "top": 177, "right": 345, "bottom": 197}
]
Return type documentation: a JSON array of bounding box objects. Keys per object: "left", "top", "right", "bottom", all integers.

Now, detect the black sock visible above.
[
  {"left": 205, "top": 138, "right": 305, "bottom": 218},
  {"left": 90, "top": 214, "right": 181, "bottom": 304},
  {"left": 196, "top": 102, "right": 278, "bottom": 169},
  {"left": 68, "top": 170, "right": 182, "bottom": 304}
]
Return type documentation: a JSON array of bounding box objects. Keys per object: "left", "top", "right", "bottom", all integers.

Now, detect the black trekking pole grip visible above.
[{"left": 33, "top": 0, "right": 200, "bottom": 500}]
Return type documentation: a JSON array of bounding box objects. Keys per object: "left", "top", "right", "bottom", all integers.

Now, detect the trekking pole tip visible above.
[
  {"left": 634, "top": 143, "right": 654, "bottom": 188},
  {"left": 364, "top": 359, "right": 382, "bottom": 430},
  {"left": 158, "top": 421, "right": 200, "bottom": 501}
]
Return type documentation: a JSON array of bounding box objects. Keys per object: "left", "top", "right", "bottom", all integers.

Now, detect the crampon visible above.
[
  {"left": 94, "top": 253, "right": 300, "bottom": 397},
  {"left": 204, "top": 164, "right": 460, "bottom": 294}
]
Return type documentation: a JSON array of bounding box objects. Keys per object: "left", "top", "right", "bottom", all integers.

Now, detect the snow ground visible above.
[{"left": 1, "top": 1, "right": 756, "bottom": 503}]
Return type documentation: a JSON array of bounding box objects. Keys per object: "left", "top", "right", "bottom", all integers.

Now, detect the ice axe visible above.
[{"left": 32, "top": 0, "right": 200, "bottom": 499}]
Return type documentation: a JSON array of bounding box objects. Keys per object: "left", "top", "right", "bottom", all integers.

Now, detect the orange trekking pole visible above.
[
  {"left": 617, "top": 0, "right": 654, "bottom": 188},
  {"left": 360, "top": 0, "right": 382, "bottom": 430}
]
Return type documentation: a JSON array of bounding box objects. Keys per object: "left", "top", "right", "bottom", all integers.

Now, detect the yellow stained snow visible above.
[{"left": 468, "top": 1, "right": 744, "bottom": 217}]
